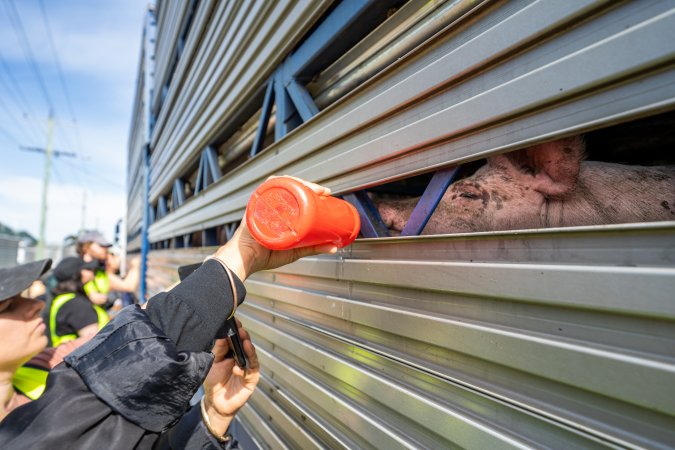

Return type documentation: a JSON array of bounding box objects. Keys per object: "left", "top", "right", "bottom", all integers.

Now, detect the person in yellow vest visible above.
[
  {"left": 76, "top": 230, "right": 113, "bottom": 306},
  {"left": 46, "top": 257, "right": 108, "bottom": 347},
  {"left": 77, "top": 231, "right": 140, "bottom": 309},
  {"left": 1, "top": 176, "right": 338, "bottom": 446},
  {"left": 0, "top": 260, "right": 85, "bottom": 420}
]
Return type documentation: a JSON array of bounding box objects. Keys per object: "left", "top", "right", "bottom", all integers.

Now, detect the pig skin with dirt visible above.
[{"left": 377, "top": 136, "right": 675, "bottom": 234}]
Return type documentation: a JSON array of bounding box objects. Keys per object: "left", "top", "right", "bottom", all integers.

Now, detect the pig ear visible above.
[{"left": 505, "top": 136, "right": 584, "bottom": 198}]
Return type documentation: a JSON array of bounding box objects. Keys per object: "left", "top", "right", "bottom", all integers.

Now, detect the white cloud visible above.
[{"left": 0, "top": 175, "right": 124, "bottom": 245}]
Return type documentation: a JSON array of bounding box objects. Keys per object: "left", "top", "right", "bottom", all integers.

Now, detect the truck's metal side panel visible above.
[
  {"left": 132, "top": 1, "right": 675, "bottom": 448},
  {"left": 148, "top": 0, "right": 333, "bottom": 202},
  {"left": 148, "top": 223, "right": 675, "bottom": 448},
  {"left": 148, "top": 0, "right": 675, "bottom": 242}
]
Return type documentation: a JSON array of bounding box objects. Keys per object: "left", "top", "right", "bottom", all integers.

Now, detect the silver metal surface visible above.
[
  {"left": 148, "top": 0, "right": 675, "bottom": 241},
  {"left": 309, "top": 0, "right": 485, "bottom": 108},
  {"left": 145, "top": 223, "right": 675, "bottom": 448},
  {"left": 132, "top": 1, "right": 675, "bottom": 448},
  {"left": 149, "top": 0, "right": 332, "bottom": 201}
]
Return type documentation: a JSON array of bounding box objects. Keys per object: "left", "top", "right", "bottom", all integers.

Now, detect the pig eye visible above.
[{"left": 459, "top": 192, "right": 478, "bottom": 200}]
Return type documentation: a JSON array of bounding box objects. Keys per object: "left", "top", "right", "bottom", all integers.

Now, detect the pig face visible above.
[
  {"left": 378, "top": 137, "right": 585, "bottom": 234},
  {"left": 427, "top": 165, "right": 551, "bottom": 233}
]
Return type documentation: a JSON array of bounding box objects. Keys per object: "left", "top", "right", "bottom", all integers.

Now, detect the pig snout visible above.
[{"left": 376, "top": 199, "right": 415, "bottom": 233}]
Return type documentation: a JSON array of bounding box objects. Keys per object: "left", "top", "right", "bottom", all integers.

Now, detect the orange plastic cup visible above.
[{"left": 245, "top": 177, "right": 361, "bottom": 250}]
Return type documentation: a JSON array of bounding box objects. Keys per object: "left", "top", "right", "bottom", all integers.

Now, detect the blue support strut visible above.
[
  {"left": 400, "top": 167, "right": 460, "bottom": 236},
  {"left": 140, "top": 144, "right": 150, "bottom": 303},
  {"left": 343, "top": 191, "right": 390, "bottom": 238}
]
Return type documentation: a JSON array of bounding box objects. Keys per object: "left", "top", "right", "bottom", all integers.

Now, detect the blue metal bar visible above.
[
  {"left": 274, "top": 72, "right": 295, "bottom": 140},
  {"left": 401, "top": 167, "right": 460, "bottom": 236},
  {"left": 171, "top": 179, "right": 185, "bottom": 209},
  {"left": 194, "top": 153, "right": 205, "bottom": 194},
  {"left": 140, "top": 144, "right": 150, "bottom": 303},
  {"left": 203, "top": 227, "right": 218, "bottom": 246},
  {"left": 139, "top": 7, "right": 155, "bottom": 304},
  {"left": 285, "top": 0, "right": 373, "bottom": 77},
  {"left": 286, "top": 78, "right": 319, "bottom": 122},
  {"left": 157, "top": 195, "right": 168, "bottom": 219},
  {"left": 343, "top": 191, "right": 390, "bottom": 238},
  {"left": 204, "top": 145, "right": 221, "bottom": 184},
  {"left": 250, "top": 80, "right": 275, "bottom": 157},
  {"left": 225, "top": 223, "right": 238, "bottom": 240},
  {"left": 174, "top": 236, "right": 185, "bottom": 248}
]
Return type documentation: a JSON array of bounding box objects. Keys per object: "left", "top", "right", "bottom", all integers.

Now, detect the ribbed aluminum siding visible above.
[
  {"left": 148, "top": 0, "right": 675, "bottom": 242},
  {"left": 149, "top": 223, "right": 675, "bottom": 448},
  {"left": 148, "top": 0, "right": 332, "bottom": 203},
  {"left": 141, "top": 1, "right": 675, "bottom": 448}
]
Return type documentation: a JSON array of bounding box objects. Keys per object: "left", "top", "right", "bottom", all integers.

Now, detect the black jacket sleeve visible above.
[
  {"left": 145, "top": 259, "right": 246, "bottom": 353},
  {"left": 0, "top": 259, "right": 247, "bottom": 449}
]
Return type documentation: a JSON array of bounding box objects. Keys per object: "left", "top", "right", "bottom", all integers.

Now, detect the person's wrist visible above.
[
  {"left": 214, "top": 241, "right": 253, "bottom": 281},
  {"left": 202, "top": 396, "right": 234, "bottom": 437}
]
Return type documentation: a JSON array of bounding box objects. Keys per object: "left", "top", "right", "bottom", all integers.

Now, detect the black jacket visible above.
[{"left": 0, "top": 259, "right": 247, "bottom": 450}]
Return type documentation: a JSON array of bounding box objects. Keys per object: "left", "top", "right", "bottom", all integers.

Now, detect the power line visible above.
[
  {"left": 0, "top": 50, "right": 43, "bottom": 128},
  {"left": 0, "top": 50, "right": 48, "bottom": 143},
  {"left": 60, "top": 157, "right": 125, "bottom": 189},
  {"left": 0, "top": 123, "right": 19, "bottom": 145},
  {"left": 38, "top": 0, "right": 84, "bottom": 155},
  {"left": 38, "top": 0, "right": 76, "bottom": 127},
  {"left": 0, "top": 79, "right": 44, "bottom": 141},
  {"left": 4, "top": 0, "right": 54, "bottom": 112},
  {"left": 0, "top": 91, "right": 43, "bottom": 144}
]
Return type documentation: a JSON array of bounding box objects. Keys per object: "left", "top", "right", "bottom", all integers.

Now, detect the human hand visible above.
[
  {"left": 214, "top": 176, "right": 338, "bottom": 281},
  {"left": 202, "top": 320, "right": 260, "bottom": 436},
  {"left": 128, "top": 256, "right": 141, "bottom": 270}
]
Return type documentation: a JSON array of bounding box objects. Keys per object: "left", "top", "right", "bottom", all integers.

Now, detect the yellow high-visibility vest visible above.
[
  {"left": 49, "top": 293, "right": 109, "bottom": 347},
  {"left": 12, "top": 365, "right": 49, "bottom": 400},
  {"left": 84, "top": 270, "right": 110, "bottom": 296}
]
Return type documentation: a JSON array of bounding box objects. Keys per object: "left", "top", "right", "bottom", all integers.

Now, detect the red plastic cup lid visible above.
[{"left": 246, "top": 178, "right": 315, "bottom": 250}]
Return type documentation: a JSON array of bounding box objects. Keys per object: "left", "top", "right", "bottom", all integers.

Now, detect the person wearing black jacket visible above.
[{"left": 0, "top": 177, "right": 339, "bottom": 449}]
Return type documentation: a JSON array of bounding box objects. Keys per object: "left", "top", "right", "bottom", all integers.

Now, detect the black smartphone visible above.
[
  {"left": 177, "top": 262, "right": 248, "bottom": 369},
  {"left": 225, "top": 317, "right": 248, "bottom": 369}
]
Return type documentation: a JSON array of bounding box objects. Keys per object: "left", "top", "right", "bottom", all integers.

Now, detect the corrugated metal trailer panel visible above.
[
  {"left": 148, "top": 0, "right": 675, "bottom": 242},
  {"left": 149, "top": 223, "right": 675, "bottom": 448},
  {"left": 148, "top": 0, "right": 332, "bottom": 202},
  {"left": 150, "top": 0, "right": 190, "bottom": 112},
  {"left": 134, "top": 0, "right": 675, "bottom": 448},
  {"left": 126, "top": 14, "right": 152, "bottom": 243}
]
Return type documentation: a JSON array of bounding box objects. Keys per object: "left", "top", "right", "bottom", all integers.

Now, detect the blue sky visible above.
[{"left": 0, "top": 0, "right": 146, "bottom": 244}]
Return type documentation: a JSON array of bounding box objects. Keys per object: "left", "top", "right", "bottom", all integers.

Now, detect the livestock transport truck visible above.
[{"left": 126, "top": 1, "right": 675, "bottom": 448}]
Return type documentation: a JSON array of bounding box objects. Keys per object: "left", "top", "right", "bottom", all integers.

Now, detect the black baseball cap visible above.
[
  {"left": 52, "top": 257, "right": 100, "bottom": 282},
  {"left": 0, "top": 259, "right": 52, "bottom": 303}
]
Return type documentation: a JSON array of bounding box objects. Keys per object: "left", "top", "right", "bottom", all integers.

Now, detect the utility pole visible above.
[
  {"left": 19, "top": 111, "right": 76, "bottom": 258},
  {"left": 37, "top": 113, "right": 54, "bottom": 259},
  {"left": 80, "top": 189, "right": 87, "bottom": 232}
]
